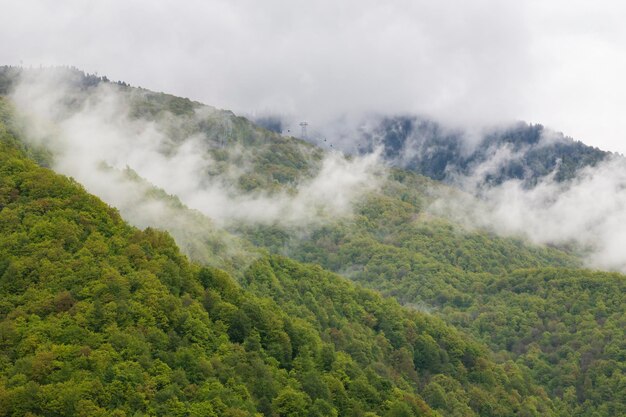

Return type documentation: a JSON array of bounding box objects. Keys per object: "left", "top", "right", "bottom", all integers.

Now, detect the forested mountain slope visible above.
[
  {"left": 0, "top": 107, "right": 562, "bottom": 417},
  {"left": 0, "top": 65, "right": 324, "bottom": 195},
  {"left": 1, "top": 67, "right": 624, "bottom": 417},
  {"left": 303, "top": 115, "right": 610, "bottom": 188},
  {"left": 241, "top": 172, "right": 625, "bottom": 417}
]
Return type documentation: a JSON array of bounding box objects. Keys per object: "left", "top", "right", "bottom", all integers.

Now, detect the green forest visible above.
[
  {"left": 0, "top": 109, "right": 553, "bottom": 417},
  {"left": 0, "top": 68, "right": 624, "bottom": 416},
  {"left": 240, "top": 172, "right": 625, "bottom": 417}
]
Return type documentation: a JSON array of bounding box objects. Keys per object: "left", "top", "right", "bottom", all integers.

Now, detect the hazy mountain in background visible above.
[{"left": 288, "top": 114, "right": 612, "bottom": 188}]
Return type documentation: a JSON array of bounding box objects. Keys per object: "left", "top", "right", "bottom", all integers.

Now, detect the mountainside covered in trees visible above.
[
  {"left": 241, "top": 182, "right": 625, "bottom": 417},
  {"left": 0, "top": 98, "right": 561, "bottom": 417},
  {"left": 0, "top": 67, "right": 624, "bottom": 417},
  {"left": 276, "top": 115, "right": 611, "bottom": 188},
  {"left": 364, "top": 116, "right": 609, "bottom": 186}
]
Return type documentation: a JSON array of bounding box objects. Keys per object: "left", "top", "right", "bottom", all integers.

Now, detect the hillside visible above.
[
  {"left": 0, "top": 99, "right": 563, "bottom": 417},
  {"left": 0, "top": 66, "right": 324, "bottom": 195},
  {"left": 1, "top": 67, "right": 624, "bottom": 416},
  {"left": 304, "top": 115, "right": 610, "bottom": 188},
  {"left": 241, "top": 194, "right": 625, "bottom": 416}
]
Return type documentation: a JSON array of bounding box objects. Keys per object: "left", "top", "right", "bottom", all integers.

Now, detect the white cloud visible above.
[
  {"left": 431, "top": 153, "right": 626, "bottom": 273},
  {"left": 10, "top": 70, "right": 383, "bottom": 232},
  {"left": 4, "top": 1, "right": 625, "bottom": 152},
  {"left": 6, "top": 1, "right": 626, "bottom": 272},
  {"left": 0, "top": 2, "right": 524, "bottom": 132}
]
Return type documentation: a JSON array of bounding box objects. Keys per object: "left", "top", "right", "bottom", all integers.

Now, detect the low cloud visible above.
[
  {"left": 4, "top": 1, "right": 626, "bottom": 153},
  {"left": 11, "top": 70, "right": 626, "bottom": 274},
  {"left": 9, "top": 70, "right": 383, "bottom": 247},
  {"left": 431, "top": 150, "right": 626, "bottom": 272}
]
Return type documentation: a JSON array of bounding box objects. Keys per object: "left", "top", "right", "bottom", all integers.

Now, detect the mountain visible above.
[
  {"left": 0, "top": 96, "right": 561, "bottom": 417},
  {"left": 291, "top": 115, "right": 611, "bottom": 188},
  {"left": 0, "top": 67, "right": 613, "bottom": 192},
  {"left": 1, "top": 66, "right": 625, "bottom": 416}
]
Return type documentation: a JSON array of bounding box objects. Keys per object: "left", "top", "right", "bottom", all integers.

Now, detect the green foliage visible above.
[
  {"left": 2, "top": 67, "right": 623, "bottom": 417},
  {"left": 241, "top": 256, "right": 556, "bottom": 417},
  {"left": 238, "top": 170, "right": 579, "bottom": 307},
  {"left": 451, "top": 269, "right": 626, "bottom": 417},
  {"left": 0, "top": 127, "right": 558, "bottom": 416},
  {"left": 239, "top": 171, "right": 624, "bottom": 417}
]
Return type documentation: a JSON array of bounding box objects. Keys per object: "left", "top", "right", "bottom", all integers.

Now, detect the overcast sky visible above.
[{"left": 2, "top": 0, "right": 626, "bottom": 153}]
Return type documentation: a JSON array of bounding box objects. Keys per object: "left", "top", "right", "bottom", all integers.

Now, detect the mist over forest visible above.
[
  {"left": 0, "top": 2, "right": 625, "bottom": 416},
  {"left": 9, "top": 67, "right": 626, "bottom": 274}
]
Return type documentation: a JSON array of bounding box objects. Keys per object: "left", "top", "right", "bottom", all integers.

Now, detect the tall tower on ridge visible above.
[{"left": 299, "top": 121, "right": 308, "bottom": 139}]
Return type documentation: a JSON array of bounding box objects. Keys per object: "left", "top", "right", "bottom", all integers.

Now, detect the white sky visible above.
[{"left": 2, "top": 0, "right": 626, "bottom": 153}]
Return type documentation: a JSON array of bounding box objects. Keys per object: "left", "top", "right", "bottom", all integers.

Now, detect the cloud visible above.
[
  {"left": 11, "top": 68, "right": 626, "bottom": 275},
  {"left": 9, "top": 70, "right": 383, "bottom": 239},
  {"left": 4, "top": 1, "right": 626, "bottom": 152},
  {"left": 431, "top": 150, "right": 626, "bottom": 273},
  {"left": 0, "top": 2, "right": 525, "bottom": 134}
]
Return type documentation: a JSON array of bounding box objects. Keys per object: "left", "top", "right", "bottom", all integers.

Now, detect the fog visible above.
[
  {"left": 3, "top": 1, "right": 626, "bottom": 153},
  {"left": 10, "top": 71, "right": 383, "bottom": 242},
  {"left": 431, "top": 142, "right": 626, "bottom": 273},
  {"left": 9, "top": 69, "right": 626, "bottom": 274},
  {"left": 298, "top": 112, "right": 626, "bottom": 274}
]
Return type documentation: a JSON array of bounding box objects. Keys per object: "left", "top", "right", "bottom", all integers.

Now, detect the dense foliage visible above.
[
  {"left": 2, "top": 67, "right": 624, "bottom": 416},
  {"left": 240, "top": 171, "right": 625, "bottom": 417},
  {"left": 239, "top": 169, "right": 579, "bottom": 305},
  {"left": 449, "top": 269, "right": 626, "bottom": 417},
  {"left": 0, "top": 120, "right": 561, "bottom": 416}
]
